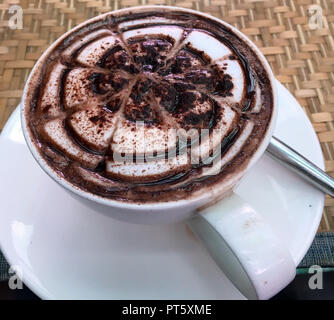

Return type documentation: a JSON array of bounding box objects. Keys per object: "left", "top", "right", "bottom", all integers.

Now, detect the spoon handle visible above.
[{"left": 266, "top": 136, "right": 334, "bottom": 197}]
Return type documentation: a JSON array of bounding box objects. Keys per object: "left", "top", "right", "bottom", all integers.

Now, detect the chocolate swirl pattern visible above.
[{"left": 25, "top": 10, "right": 273, "bottom": 202}]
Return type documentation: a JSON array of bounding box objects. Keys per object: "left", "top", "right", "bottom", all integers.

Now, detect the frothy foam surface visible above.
[{"left": 25, "top": 8, "right": 273, "bottom": 202}]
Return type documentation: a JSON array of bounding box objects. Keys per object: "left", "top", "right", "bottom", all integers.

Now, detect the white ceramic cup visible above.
[{"left": 21, "top": 6, "right": 296, "bottom": 300}]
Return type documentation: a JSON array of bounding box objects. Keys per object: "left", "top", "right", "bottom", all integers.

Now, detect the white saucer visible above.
[{"left": 0, "top": 81, "right": 325, "bottom": 299}]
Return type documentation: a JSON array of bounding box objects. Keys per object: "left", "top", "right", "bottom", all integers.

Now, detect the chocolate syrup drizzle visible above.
[{"left": 26, "top": 9, "right": 273, "bottom": 202}]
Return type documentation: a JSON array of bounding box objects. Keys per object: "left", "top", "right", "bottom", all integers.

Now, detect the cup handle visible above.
[{"left": 187, "top": 193, "right": 296, "bottom": 300}]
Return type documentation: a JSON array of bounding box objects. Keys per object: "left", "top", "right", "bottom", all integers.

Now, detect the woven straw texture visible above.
[{"left": 0, "top": 0, "right": 333, "bottom": 231}]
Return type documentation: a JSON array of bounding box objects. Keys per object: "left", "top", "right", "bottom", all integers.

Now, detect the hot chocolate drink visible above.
[{"left": 23, "top": 7, "right": 274, "bottom": 202}]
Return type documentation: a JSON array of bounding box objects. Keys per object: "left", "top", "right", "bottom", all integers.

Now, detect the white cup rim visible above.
[{"left": 21, "top": 5, "right": 278, "bottom": 211}]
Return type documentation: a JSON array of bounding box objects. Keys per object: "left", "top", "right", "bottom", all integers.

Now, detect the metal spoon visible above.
[{"left": 266, "top": 137, "right": 334, "bottom": 197}]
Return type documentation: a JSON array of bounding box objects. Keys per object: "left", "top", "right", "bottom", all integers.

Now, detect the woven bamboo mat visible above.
[{"left": 0, "top": 0, "right": 334, "bottom": 231}]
